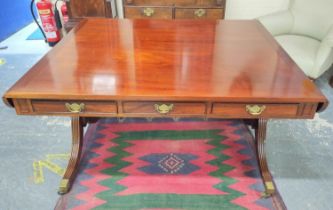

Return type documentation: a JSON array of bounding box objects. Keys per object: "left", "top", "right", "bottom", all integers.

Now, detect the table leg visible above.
[
  {"left": 58, "top": 116, "right": 83, "bottom": 195},
  {"left": 255, "top": 118, "right": 275, "bottom": 198}
]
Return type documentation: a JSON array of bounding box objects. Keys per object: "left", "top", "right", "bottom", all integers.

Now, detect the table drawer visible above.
[
  {"left": 31, "top": 100, "right": 117, "bottom": 114},
  {"left": 211, "top": 103, "right": 299, "bottom": 118},
  {"left": 123, "top": 101, "right": 206, "bottom": 115},
  {"left": 175, "top": 8, "right": 223, "bottom": 19},
  {"left": 124, "top": 6, "right": 173, "bottom": 19}
]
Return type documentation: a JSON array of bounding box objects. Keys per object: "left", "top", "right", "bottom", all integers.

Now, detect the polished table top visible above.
[{"left": 3, "top": 18, "right": 327, "bottom": 104}]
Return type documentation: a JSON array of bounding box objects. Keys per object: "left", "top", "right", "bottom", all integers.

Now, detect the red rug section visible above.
[{"left": 56, "top": 119, "right": 285, "bottom": 210}]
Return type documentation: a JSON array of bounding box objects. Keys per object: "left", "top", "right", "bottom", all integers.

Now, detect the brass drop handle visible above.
[
  {"left": 194, "top": 9, "right": 206, "bottom": 18},
  {"left": 65, "top": 103, "right": 85, "bottom": 113},
  {"left": 154, "top": 104, "right": 174, "bottom": 114},
  {"left": 143, "top": 7, "right": 155, "bottom": 17},
  {"left": 246, "top": 105, "right": 266, "bottom": 116}
]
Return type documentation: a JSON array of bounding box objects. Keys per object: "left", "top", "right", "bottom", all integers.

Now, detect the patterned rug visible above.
[{"left": 56, "top": 118, "right": 285, "bottom": 210}]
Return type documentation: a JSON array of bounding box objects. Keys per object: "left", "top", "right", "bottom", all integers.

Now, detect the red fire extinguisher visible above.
[
  {"left": 36, "top": 0, "right": 61, "bottom": 46},
  {"left": 61, "top": 3, "right": 69, "bottom": 23}
]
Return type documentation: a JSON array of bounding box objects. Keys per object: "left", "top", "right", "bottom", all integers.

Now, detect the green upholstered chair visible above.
[{"left": 258, "top": 0, "right": 333, "bottom": 79}]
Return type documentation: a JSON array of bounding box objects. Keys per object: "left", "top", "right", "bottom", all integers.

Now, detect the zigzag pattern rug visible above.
[{"left": 56, "top": 118, "right": 285, "bottom": 210}]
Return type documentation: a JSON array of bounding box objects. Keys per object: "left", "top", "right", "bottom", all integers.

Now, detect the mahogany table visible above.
[{"left": 3, "top": 18, "right": 328, "bottom": 197}]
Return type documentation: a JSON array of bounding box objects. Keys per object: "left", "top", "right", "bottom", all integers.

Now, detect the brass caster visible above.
[
  {"left": 173, "top": 117, "right": 180, "bottom": 122},
  {"left": 118, "top": 117, "right": 125, "bottom": 123},
  {"left": 260, "top": 191, "right": 273, "bottom": 198},
  {"left": 58, "top": 179, "right": 70, "bottom": 195},
  {"left": 260, "top": 181, "right": 275, "bottom": 198}
]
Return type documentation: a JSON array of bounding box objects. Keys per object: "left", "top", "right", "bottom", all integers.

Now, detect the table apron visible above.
[{"left": 11, "top": 99, "right": 319, "bottom": 119}]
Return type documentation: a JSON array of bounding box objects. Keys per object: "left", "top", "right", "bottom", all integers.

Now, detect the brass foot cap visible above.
[
  {"left": 58, "top": 179, "right": 70, "bottom": 195},
  {"left": 261, "top": 181, "right": 275, "bottom": 198},
  {"left": 261, "top": 191, "right": 273, "bottom": 198}
]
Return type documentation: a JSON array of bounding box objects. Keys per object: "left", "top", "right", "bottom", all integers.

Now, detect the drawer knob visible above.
[
  {"left": 246, "top": 105, "right": 266, "bottom": 116},
  {"left": 143, "top": 7, "right": 155, "bottom": 17},
  {"left": 65, "top": 103, "right": 85, "bottom": 113},
  {"left": 194, "top": 9, "right": 206, "bottom": 18},
  {"left": 154, "top": 104, "right": 174, "bottom": 114}
]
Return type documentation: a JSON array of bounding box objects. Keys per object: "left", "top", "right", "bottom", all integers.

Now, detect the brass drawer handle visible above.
[
  {"left": 154, "top": 104, "right": 174, "bottom": 114},
  {"left": 65, "top": 103, "right": 85, "bottom": 113},
  {"left": 194, "top": 9, "right": 206, "bottom": 18},
  {"left": 143, "top": 7, "right": 155, "bottom": 17},
  {"left": 246, "top": 105, "right": 266, "bottom": 116}
]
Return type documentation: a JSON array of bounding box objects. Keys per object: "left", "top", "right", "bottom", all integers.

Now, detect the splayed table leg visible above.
[
  {"left": 58, "top": 116, "right": 83, "bottom": 195},
  {"left": 255, "top": 118, "right": 275, "bottom": 198}
]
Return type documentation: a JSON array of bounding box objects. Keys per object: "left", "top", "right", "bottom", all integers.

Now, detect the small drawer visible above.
[
  {"left": 173, "top": 0, "right": 196, "bottom": 6},
  {"left": 124, "top": 0, "right": 174, "bottom": 6},
  {"left": 174, "top": 0, "right": 225, "bottom": 6},
  {"left": 123, "top": 101, "right": 206, "bottom": 115},
  {"left": 175, "top": 8, "right": 223, "bottom": 19},
  {"left": 124, "top": 6, "right": 173, "bottom": 19},
  {"left": 211, "top": 103, "right": 299, "bottom": 118},
  {"left": 31, "top": 100, "right": 117, "bottom": 114}
]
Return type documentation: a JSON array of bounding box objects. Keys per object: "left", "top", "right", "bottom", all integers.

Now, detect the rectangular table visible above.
[{"left": 3, "top": 18, "right": 328, "bottom": 197}]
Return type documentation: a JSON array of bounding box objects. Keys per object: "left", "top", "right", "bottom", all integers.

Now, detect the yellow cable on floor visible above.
[
  {"left": 33, "top": 153, "right": 70, "bottom": 184},
  {"left": 0, "top": 58, "right": 5, "bottom": 65}
]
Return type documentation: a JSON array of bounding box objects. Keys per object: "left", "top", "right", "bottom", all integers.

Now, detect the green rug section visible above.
[{"left": 96, "top": 129, "right": 245, "bottom": 210}]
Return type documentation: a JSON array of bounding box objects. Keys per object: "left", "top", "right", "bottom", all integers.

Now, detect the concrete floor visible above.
[{"left": 0, "top": 23, "right": 333, "bottom": 210}]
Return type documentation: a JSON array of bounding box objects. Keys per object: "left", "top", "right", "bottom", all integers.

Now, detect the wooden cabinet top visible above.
[{"left": 3, "top": 18, "right": 327, "bottom": 107}]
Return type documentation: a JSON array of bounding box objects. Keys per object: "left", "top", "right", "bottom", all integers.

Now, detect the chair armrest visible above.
[
  {"left": 312, "top": 26, "right": 333, "bottom": 78},
  {"left": 258, "top": 11, "right": 294, "bottom": 36}
]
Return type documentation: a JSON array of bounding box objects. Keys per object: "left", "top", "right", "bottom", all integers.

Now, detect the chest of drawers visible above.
[{"left": 123, "top": 0, "right": 226, "bottom": 19}]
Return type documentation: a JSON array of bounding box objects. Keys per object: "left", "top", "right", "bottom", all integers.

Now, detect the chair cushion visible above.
[
  {"left": 291, "top": 0, "right": 333, "bottom": 40},
  {"left": 275, "top": 35, "right": 320, "bottom": 77}
]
